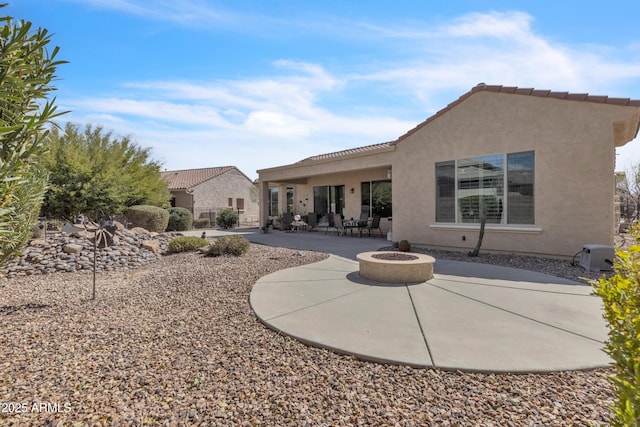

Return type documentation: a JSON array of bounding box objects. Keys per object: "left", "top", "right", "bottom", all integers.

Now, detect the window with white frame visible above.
[
  {"left": 268, "top": 188, "right": 279, "bottom": 217},
  {"left": 435, "top": 151, "right": 534, "bottom": 224},
  {"left": 313, "top": 185, "right": 345, "bottom": 216},
  {"left": 286, "top": 187, "right": 294, "bottom": 213}
]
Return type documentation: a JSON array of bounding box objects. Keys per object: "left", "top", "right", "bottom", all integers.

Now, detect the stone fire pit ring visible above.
[{"left": 356, "top": 251, "right": 435, "bottom": 283}]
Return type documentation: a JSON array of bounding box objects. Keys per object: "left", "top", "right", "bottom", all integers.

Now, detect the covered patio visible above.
[{"left": 257, "top": 142, "right": 395, "bottom": 238}]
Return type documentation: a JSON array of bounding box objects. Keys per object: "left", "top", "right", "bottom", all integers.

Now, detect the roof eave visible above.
[
  {"left": 257, "top": 145, "right": 395, "bottom": 176},
  {"left": 391, "top": 83, "right": 640, "bottom": 146}
]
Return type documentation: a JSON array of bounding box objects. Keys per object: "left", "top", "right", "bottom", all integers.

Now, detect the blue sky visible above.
[{"left": 8, "top": 1, "right": 640, "bottom": 179}]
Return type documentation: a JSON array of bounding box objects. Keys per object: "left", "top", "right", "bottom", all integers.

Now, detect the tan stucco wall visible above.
[
  {"left": 392, "top": 91, "right": 640, "bottom": 257},
  {"left": 171, "top": 190, "right": 193, "bottom": 212},
  {"left": 191, "top": 169, "right": 259, "bottom": 224}
]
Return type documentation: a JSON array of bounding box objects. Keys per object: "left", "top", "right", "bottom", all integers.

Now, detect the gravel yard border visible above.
[{"left": 0, "top": 244, "right": 615, "bottom": 425}]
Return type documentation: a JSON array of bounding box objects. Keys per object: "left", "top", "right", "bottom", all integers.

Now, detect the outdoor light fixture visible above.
[{"left": 350, "top": 188, "right": 354, "bottom": 193}]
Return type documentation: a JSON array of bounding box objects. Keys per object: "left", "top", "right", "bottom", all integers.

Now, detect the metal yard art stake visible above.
[
  {"left": 294, "top": 214, "right": 304, "bottom": 256},
  {"left": 90, "top": 216, "right": 117, "bottom": 300}
]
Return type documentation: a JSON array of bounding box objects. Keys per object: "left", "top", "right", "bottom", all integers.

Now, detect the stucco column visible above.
[{"left": 259, "top": 180, "right": 270, "bottom": 228}]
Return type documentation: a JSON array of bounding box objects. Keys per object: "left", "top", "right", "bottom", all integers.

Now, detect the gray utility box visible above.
[{"left": 579, "top": 244, "right": 615, "bottom": 272}]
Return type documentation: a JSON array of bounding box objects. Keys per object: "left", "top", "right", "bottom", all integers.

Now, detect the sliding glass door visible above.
[{"left": 313, "top": 185, "right": 345, "bottom": 216}]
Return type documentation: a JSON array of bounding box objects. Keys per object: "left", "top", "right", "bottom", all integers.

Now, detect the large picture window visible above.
[
  {"left": 361, "top": 180, "right": 392, "bottom": 217},
  {"left": 435, "top": 151, "right": 534, "bottom": 225}
]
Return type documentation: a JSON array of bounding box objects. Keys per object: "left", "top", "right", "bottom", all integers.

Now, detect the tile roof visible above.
[
  {"left": 297, "top": 142, "right": 393, "bottom": 163},
  {"left": 160, "top": 166, "right": 236, "bottom": 190},
  {"left": 393, "top": 83, "right": 640, "bottom": 144}
]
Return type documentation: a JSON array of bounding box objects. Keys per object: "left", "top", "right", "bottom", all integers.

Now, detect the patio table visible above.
[
  {"left": 291, "top": 220, "right": 307, "bottom": 232},
  {"left": 343, "top": 219, "right": 359, "bottom": 236}
]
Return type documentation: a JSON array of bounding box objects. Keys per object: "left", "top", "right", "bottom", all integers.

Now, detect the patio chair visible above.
[
  {"left": 356, "top": 212, "right": 369, "bottom": 237},
  {"left": 332, "top": 213, "right": 346, "bottom": 237},
  {"left": 316, "top": 214, "right": 328, "bottom": 234},
  {"left": 282, "top": 212, "right": 293, "bottom": 231},
  {"left": 367, "top": 214, "right": 384, "bottom": 238},
  {"left": 323, "top": 213, "right": 335, "bottom": 235},
  {"left": 306, "top": 212, "right": 318, "bottom": 231}
]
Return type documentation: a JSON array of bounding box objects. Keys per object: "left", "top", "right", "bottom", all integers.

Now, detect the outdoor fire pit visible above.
[{"left": 356, "top": 251, "right": 435, "bottom": 283}]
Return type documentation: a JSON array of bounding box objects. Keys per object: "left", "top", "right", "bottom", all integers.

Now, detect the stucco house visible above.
[
  {"left": 257, "top": 84, "right": 640, "bottom": 258},
  {"left": 161, "top": 166, "right": 258, "bottom": 226}
]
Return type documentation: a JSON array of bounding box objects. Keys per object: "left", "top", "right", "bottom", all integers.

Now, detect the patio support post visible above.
[{"left": 259, "top": 180, "right": 270, "bottom": 228}]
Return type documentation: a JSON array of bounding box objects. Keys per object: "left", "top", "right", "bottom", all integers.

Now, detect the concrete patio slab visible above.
[
  {"left": 261, "top": 284, "right": 433, "bottom": 367},
  {"left": 409, "top": 282, "right": 610, "bottom": 372},
  {"left": 428, "top": 276, "right": 608, "bottom": 342},
  {"left": 250, "top": 254, "right": 611, "bottom": 373}
]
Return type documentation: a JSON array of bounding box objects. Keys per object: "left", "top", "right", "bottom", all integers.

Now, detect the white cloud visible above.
[
  {"left": 64, "top": 0, "right": 235, "bottom": 27},
  {"left": 353, "top": 10, "right": 640, "bottom": 105},
  {"left": 244, "top": 111, "right": 311, "bottom": 139},
  {"left": 445, "top": 11, "right": 534, "bottom": 39},
  {"left": 60, "top": 10, "right": 640, "bottom": 177}
]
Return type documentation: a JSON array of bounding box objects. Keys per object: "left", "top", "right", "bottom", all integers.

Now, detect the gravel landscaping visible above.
[
  {"left": 0, "top": 243, "right": 615, "bottom": 425},
  {"left": 411, "top": 247, "right": 613, "bottom": 283}
]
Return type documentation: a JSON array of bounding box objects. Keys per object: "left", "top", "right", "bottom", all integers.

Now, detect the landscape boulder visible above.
[
  {"left": 141, "top": 240, "right": 160, "bottom": 254},
  {"left": 130, "top": 227, "right": 150, "bottom": 235},
  {"left": 63, "top": 243, "right": 83, "bottom": 255}
]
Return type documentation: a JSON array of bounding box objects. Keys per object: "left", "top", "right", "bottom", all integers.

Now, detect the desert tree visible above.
[
  {"left": 617, "top": 166, "right": 640, "bottom": 223},
  {"left": 41, "top": 122, "right": 171, "bottom": 221}
]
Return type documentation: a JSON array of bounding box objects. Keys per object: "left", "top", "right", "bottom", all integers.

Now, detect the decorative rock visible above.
[
  {"left": 73, "top": 230, "right": 94, "bottom": 240},
  {"left": 63, "top": 243, "right": 84, "bottom": 255},
  {"left": 62, "top": 221, "right": 85, "bottom": 234},
  {"left": 141, "top": 240, "right": 160, "bottom": 254},
  {"left": 130, "top": 227, "right": 149, "bottom": 234},
  {"left": 3, "top": 229, "right": 178, "bottom": 278}
]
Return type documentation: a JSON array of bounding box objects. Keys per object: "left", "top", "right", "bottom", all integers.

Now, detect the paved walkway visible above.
[
  {"left": 184, "top": 227, "right": 390, "bottom": 260},
  {"left": 187, "top": 228, "right": 610, "bottom": 372}
]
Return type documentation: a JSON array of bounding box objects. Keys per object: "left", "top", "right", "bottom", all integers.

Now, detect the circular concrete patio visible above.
[{"left": 249, "top": 254, "right": 610, "bottom": 373}]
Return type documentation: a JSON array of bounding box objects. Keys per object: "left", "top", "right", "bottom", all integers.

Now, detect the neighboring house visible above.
[
  {"left": 257, "top": 84, "right": 640, "bottom": 258},
  {"left": 161, "top": 166, "right": 258, "bottom": 226}
]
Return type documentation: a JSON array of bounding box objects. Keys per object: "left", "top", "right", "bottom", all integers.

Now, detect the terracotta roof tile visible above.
[
  {"left": 585, "top": 95, "right": 608, "bottom": 103},
  {"left": 606, "top": 97, "right": 633, "bottom": 106},
  {"left": 531, "top": 89, "right": 551, "bottom": 97},
  {"left": 393, "top": 83, "right": 640, "bottom": 144},
  {"left": 297, "top": 142, "right": 393, "bottom": 163},
  {"left": 514, "top": 87, "right": 534, "bottom": 95},
  {"left": 160, "top": 166, "right": 236, "bottom": 190},
  {"left": 566, "top": 93, "right": 589, "bottom": 101}
]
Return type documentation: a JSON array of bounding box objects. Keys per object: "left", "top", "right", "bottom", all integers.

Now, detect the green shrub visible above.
[
  {"left": 193, "top": 218, "right": 211, "bottom": 229},
  {"left": 166, "top": 207, "right": 193, "bottom": 231},
  {"left": 124, "top": 205, "right": 169, "bottom": 232},
  {"left": 168, "top": 236, "right": 208, "bottom": 253},
  {"left": 216, "top": 208, "right": 239, "bottom": 229},
  {"left": 206, "top": 235, "right": 250, "bottom": 257},
  {"left": 592, "top": 227, "right": 640, "bottom": 426}
]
